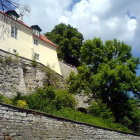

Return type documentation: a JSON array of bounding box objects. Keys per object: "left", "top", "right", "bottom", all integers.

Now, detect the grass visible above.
[{"left": 47, "top": 108, "right": 131, "bottom": 133}]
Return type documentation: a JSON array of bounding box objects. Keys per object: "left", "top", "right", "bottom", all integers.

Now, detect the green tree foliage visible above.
[
  {"left": 45, "top": 23, "right": 84, "bottom": 66},
  {"left": 122, "top": 98, "right": 140, "bottom": 132},
  {"left": 67, "top": 38, "right": 140, "bottom": 131}
]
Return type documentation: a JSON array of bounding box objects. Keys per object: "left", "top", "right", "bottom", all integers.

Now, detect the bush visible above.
[
  {"left": 20, "top": 87, "right": 76, "bottom": 112},
  {"left": 25, "top": 87, "right": 56, "bottom": 112},
  {"left": 88, "top": 100, "right": 115, "bottom": 122},
  {"left": 0, "top": 94, "right": 12, "bottom": 105},
  {"left": 2, "top": 96, "right": 12, "bottom": 104},
  {"left": 36, "top": 87, "right": 56, "bottom": 100},
  {"left": 0, "top": 94, "right": 4, "bottom": 102},
  {"left": 26, "top": 93, "right": 53, "bottom": 112},
  {"left": 17, "top": 100, "right": 28, "bottom": 108},
  {"left": 125, "top": 99, "right": 140, "bottom": 132},
  {"left": 53, "top": 90, "right": 76, "bottom": 110},
  {"left": 12, "top": 92, "right": 27, "bottom": 105}
]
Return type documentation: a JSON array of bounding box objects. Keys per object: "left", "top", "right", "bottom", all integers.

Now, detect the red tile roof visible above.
[
  {"left": 0, "top": 10, "right": 58, "bottom": 48},
  {"left": 33, "top": 34, "right": 58, "bottom": 48}
]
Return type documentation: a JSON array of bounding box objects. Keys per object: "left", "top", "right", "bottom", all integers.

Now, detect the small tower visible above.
[
  {"left": 31, "top": 25, "right": 42, "bottom": 36},
  {"left": 5, "top": 10, "right": 20, "bottom": 20}
]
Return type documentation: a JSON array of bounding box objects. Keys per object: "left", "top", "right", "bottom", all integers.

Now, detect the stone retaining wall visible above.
[
  {"left": 59, "top": 61, "right": 77, "bottom": 79},
  {"left": 0, "top": 103, "right": 139, "bottom": 140},
  {"left": 0, "top": 49, "right": 64, "bottom": 97}
]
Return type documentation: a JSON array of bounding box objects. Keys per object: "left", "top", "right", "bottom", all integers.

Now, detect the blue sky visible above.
[
  {"left": 2, "top": 0, "right": 140, "bottom": 75},
  {"left": 69, "top": 0, "right": 81, "bottom": 10},
  {"left": 0, "top": 0, "right": 15, "bottom": 11}
]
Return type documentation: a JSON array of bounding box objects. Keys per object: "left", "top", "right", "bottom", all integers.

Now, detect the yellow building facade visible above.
[{"left": 0, "top": 10, "right": 61, "bottom": 75}]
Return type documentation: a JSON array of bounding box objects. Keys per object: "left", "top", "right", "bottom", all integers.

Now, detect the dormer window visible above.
[
  {"left": 11, "top": 15, "right": 17, "bottom": 20},
  {"left": 5, "top": 10, "right": 20, "bottom": 20},
  {"left": 33, "top": 29, "right": 40, "bottom": 36},
  {"left": 31, "top": 25, "right": 42, "bottom": 36}
]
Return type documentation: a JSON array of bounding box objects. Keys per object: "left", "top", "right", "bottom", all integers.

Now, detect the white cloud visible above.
[
  {"left": 23, "top": 0, "right": 72, "bottom": 32},
  {"left": 23, "top": 0, "right": 140, "bottom": 54}
]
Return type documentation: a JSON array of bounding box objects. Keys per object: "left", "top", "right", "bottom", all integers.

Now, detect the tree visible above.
[
  {"left": 67, "top": 38, "right": 140, "bottom": 131},
  {"left": 0, "top": 0, "right": 30, "bottom": 15},
  {"left": 80, "top": 38, "right": 140, "bottom": 98},
  {"left": 45, "top": 23, "right": 84, "bottom": 67}
]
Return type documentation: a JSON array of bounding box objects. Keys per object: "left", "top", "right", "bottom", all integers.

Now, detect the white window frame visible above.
[
  {"left": 11, "top": 15, "right": 17, "bottom": 20},
  {"left": 11, "top": 26, "right": 18, "bottom": 39},
  {"left": 33, "top": 29, "right": 40, "bottom": 36},
  {"left": 34, "top": 39, "right": 38, "bottom": 45}
]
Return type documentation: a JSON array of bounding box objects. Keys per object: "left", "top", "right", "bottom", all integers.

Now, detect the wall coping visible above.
[{"left": 0, "top": 102, "right": 139, "bottom": 137}]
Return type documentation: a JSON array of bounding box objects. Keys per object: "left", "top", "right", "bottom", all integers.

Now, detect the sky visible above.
[{"left": 18, "top": 0, "right": 140, "bottom": 74}]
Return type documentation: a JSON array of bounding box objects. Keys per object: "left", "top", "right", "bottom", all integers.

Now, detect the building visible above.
[{"left": 0, "top": 10, "right": 61, "bottom": 75}]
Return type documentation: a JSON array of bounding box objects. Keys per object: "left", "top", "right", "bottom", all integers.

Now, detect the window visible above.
[
  {"left": 33, "top": 29, "right": 40, "bottom": 36},
  {"left": 35, "top": 53, "right": 39, "bottom": 60},
  {"left": 11, "top": 15, "right": 17, "bottom": 20},
  {"left": 34, "top": 39, "right": 38, "bottom": 45},
  {"left": 11, "top": 26, "right": 18, "bottom": 39}
]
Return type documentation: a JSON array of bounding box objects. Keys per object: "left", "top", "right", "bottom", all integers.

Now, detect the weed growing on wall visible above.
[
  {"left": 31, "top": 52, "right": 38, "bottom": 67},
  {"left": 4, "top": 55, "right": 13, "bottom": 64},
  {"left": 14, "top": 52, "right": 20, "bottom": 62},
  {"left": 0, "top": 55, "right": 19, "bottom": 65},
  {"left": 43, "top": 65, "right": 60, "bottom": 88},
  {"left": 31, "top": 58, "right": 37, "bottom": 67}
]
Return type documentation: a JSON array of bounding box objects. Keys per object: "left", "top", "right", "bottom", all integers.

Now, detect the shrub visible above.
[
  {"left": 24, "top": 87, "right": 76, "bottom": 112},
  {"left": 0, "top": 94, "right": 4, "bottom": 102},
  {"left": 17, "top": 100, "right": 28, "bottom": 108},
  {"left": 126, "top": 99, "right": 140, "bottom": 132},
  {"left": 53, "top": 90, "right": 76, "bottom": 110},
  {"left": 0, "top": 94, "right": 12, "bottom": 105},
  {"left": 36, "top": 87, "right": 56, "bottom": 100},
  {"left": 2, "top": 97, "right": 12, "bottom": 105},
  {"left": 12, "top": 92, "right": 27, "bottom": 105},
  {"left": 88, "top": 100, "right": 115, "bottom": 122},
  {"left": 26, "top": 87, "right": 56, "bottom": 112}
]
